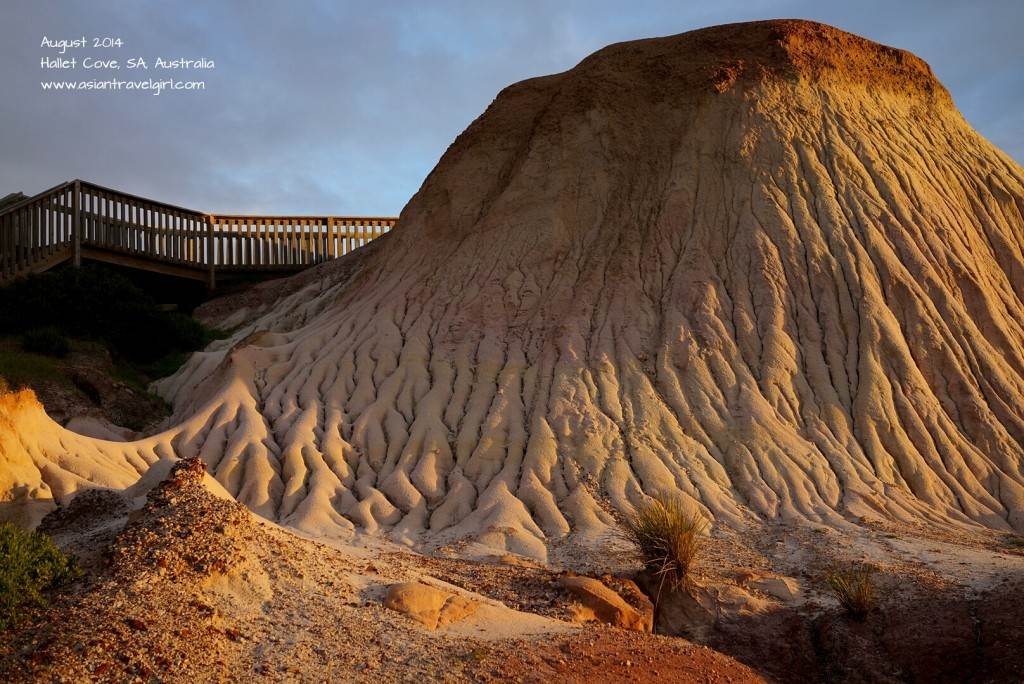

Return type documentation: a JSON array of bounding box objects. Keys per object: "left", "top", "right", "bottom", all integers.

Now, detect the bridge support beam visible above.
[
  {"left": 205, "top": 215, "right": 216, "bottom": 291},
  {"left": 72, "top": 180, "right": 82, "bottom": 268}
]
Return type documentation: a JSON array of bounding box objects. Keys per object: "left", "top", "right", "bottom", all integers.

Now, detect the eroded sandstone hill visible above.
[{"left": 4, "top": 20, "right": 1024, "bottom": 559}]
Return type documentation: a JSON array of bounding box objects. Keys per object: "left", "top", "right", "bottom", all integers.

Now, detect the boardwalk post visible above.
[
  {"left": 72, "top": 180, "right": 82, "bottom": 268},
  {"left": 206, "top": 215, "right": 216, "bottom": 290}
]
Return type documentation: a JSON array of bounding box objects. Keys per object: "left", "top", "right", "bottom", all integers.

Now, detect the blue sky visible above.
[{"left": 1, "top": 1, "right": 1021, "bottom": 215}]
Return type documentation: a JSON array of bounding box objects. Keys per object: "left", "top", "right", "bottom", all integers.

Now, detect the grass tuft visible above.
[
  {"left": 21, "top": 327, "right": 71, "bottom": 358},
  {"left": 0, "top": 522, "right": 81, "bottom": 630},
  {"left": 825, "top": 563, "right": 876, "bottom": 619},
  {"left": 622, "top": 495, "right": 707, "bottom": 593}
]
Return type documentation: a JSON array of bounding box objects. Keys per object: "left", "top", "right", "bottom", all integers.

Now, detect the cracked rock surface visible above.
[{"left": 3, "top": 19, "right": 1024, "bottom": 561}]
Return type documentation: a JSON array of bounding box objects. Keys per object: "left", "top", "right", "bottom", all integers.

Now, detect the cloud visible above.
[{"left": 1, "top": 0, "right": 1020, "bottom": 215}]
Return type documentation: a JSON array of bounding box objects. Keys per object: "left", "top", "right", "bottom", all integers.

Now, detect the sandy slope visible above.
[
  {"left": 0, "top": 459, "right": 765, "bottom": 683},
  {"left": 3, "top": 20, "right": 1024, "bottom": 561}
]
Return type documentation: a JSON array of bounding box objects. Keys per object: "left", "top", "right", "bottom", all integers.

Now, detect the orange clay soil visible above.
[{"left": 479, "top": 630, "right": 766, "bottom": 683}]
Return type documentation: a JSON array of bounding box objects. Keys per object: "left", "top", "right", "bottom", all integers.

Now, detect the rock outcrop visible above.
[
  {"left": 384, "top": 582, "right": 480, "bottom": 629},
  {"left": 559, "top": 575, "right": 653, "bottom": 632},
  {"left": 3, "top": 20, "right": 1024, "bottom": 561}
]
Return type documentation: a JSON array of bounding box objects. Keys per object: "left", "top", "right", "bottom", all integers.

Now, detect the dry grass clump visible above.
[
  {"left": 622, "top": 495, "right": 707, "bottom": 592},
  {"left": 825, "top": 563, "right": 876, "bottom": 619}
]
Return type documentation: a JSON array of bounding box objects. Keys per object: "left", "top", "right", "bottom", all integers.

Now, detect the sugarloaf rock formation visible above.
[{"left": 4, "top": 20, "right": 1024, "bottom": 559}]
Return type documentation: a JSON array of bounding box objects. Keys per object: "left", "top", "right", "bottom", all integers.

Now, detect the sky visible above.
[{"left": 1, "top": 0, "right": 1021, "bottom": 216}]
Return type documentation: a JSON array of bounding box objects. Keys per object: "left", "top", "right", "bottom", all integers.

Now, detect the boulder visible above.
[
  {"left": 599, "top": 575, "right": 655, "bottom": 626},
  {"left": 736, "top": 571, "right": 802, "bottom": 602},
  {"left": 638, "top": 572, "right": 769, "bottom": 640},
  {"left": 559, "top": 575, "right": 652, "bottom": 632},
  {"left": 384, "top": 582, "right": 479, "bottom": 629}
]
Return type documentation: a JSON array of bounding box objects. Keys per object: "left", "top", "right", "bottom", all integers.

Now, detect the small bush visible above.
[
  {"left": 1004, "top": 535, "right": 1024, "bottom": 550},
  {"left": 825, "top": 563, "right": 876, "bottom": 619},
  {"left": 0, "top": 264, "right": 212, "bottom": 363},
  {"left": 622, "top": 495, "right": 707, "bottom": 593},
  {"left": 20, "top": 327, "right": 70, "bottom": 358},
  {"left": 0, "top": 264, "right": 222, "bottom": 385},
  {"left": 0, "top": 522, "right": 81, "bottom": 630}
]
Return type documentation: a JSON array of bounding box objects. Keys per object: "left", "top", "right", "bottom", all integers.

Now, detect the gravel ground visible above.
[{"left": 0, "top": 459, "right": 758, "bottom": 683}]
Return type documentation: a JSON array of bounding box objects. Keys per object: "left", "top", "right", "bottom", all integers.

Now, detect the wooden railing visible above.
[
  {"left": 0, "top": 181, "right": 76, "bottom": 281},
  {"left": 0, "top": 179, "right": 396, "bottom": 287}
]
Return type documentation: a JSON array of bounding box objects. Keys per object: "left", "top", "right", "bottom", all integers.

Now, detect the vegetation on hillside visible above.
[
  {"left": 0, "top": 522, "right": 80, "bottom": 631},
  {"left": 0, "top": 265, "right": 214, "bottom": 363},
  {"left": 0, "top": 265, "right": 224, "bottom": 429},
  {"left": 20, "top": 327, "right": 71, "bottom": 358},
  {"left": 0, "top": 265, "right": 223, "bottom": 385},
  {"left": 825, "top": 563, "right": 876, "bottom": 619},
  {"left": 622, "top": 495, "right": 707, "bottom": 594}
]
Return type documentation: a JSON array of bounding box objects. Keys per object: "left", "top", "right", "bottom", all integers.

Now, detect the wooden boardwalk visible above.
[{"left": 0, "top": 179, "right": 397, "bottom": 288}]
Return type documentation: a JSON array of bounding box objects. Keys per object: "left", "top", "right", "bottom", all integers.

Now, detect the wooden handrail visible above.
[
  {"left": 77, "top": 179, "right": 210, "bottom": 217},
  {"left": 0, "top": 179, "right": 396, "bottom": 286},
  {"left": 0, "top": 180, "right": 74, "bottom": 215},
  {"left": 211, "top": 214, "right": 397, "bottom": 222}
]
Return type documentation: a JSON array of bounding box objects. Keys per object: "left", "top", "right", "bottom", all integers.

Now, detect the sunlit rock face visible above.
[{"left": 6, "top": 20, "right": 1024, "bottom": 560}]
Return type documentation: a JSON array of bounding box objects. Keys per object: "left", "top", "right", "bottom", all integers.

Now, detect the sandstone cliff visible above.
[{"left": 5, "top": 20, "right": 1024, "bottom": 560}]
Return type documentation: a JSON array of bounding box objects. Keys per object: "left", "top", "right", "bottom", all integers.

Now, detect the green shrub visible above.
[
  {"left": 20, "top": 327, "right": 70, "bottom": 358},
  {"left": 0, "top": 522, "right": 81, "bottom": 630},
  {"left": 825, "top": 563, "right": 876, "bottom": 619},
  {"left": 0, "top": 342, "right": 64, "bottom": 388},
  {"left": 622, "top": 495, "right": 707, "bottom": 593},
  {"left": 1003, "top": 535, "right": 1024, "bottom": 550},
  {"left": 0, "top": 264, "right": 215, "bottom": 367}
]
